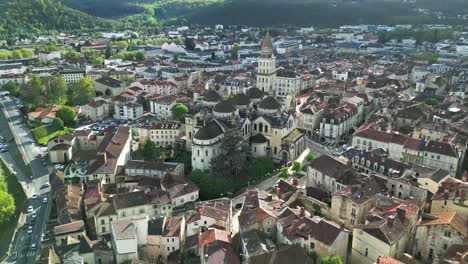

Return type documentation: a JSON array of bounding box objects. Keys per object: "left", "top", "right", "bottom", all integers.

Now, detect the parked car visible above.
[
  {"left": 27, "top": 226, "right": 32, "bottom": 234},
  {"left": 31, "top": 243, "right": 36, "bottom": 250},
  {"left": 43, "top": 197, "right": 48, "bottom": 203},
  {"left": 27, "top": 206, "right": 33, "bottom": 213},
  {"left": 32, "top": 193, "right": 37, "bottom": 199}
]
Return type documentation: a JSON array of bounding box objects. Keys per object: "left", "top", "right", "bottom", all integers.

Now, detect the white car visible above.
[
  {"left": 43, "top": 197, "right": 48, "bottom": 203},
  {"left": 27, "top": 206, "right": 33, "bottom": 213},
  {"left": 27, "top": 226, "right": 32, "bottom": 234},
  {"left": 32, "top": 212, "right": 37, "bottom": 219},
  {"left": 31, "top": 243, "right": 36, "bottom": 250},
  {"left": 32, "top": 193, "right": 37, "bottom": 199}
]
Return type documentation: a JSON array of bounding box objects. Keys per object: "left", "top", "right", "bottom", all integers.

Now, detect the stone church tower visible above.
[{"left": 257, "top": 32, "right": 277, "bottom": 95}]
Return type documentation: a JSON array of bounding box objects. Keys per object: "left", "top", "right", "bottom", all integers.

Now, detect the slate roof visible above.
[
  {"left": 204, "top": 90, "right": 222, "bottom": 102},
  {"left": 95, "top": 77, "right": 123, "bottom": 88},
  {"left": 250, "top": 133, "right": 268, "bottom": 144},
  {"left": 213, "top": 100, "right": 236, "bottom": 113},
  {"left": 425, "top": 141, "right": 458, "bottom": 157},
  {"left": 246, "top": 87, "right": 264, "bottom": 99},
  {"left": 247, "top": 244, "right": 314, "bottom": 264},
  {"left": 113, "top": 191, "right": 147, "bottom": 210},
  {"left": 282, "top": 216, "right": 344, "bottom": 246},
  {"left": 310, "top": 155, "right": 362, "bottom": 185},
  {"left": 193, "top": 120, "right": 225, "bottom": 140},
  {"left": 259, "top": 96, "right": 281, "bottom": 110},
  {"left": 231, "top": 93, "right": 251, "bottom": 106}
]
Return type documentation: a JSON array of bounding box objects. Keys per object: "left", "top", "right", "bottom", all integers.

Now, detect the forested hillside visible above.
[{"left": 0, "top": 0, "right": 116, "bottom": 37}]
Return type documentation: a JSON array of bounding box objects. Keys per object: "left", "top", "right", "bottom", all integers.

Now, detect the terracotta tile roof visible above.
[
  {"left": 418, "top": 212, "right": 467, "bottom": 238},
  {"left": 54, "top": 220, "right": 85, "bottom": 236},
  {"left": 163, "top": 216, "right": 184, "bottom": 237},
  {"left": 376, "top": 256, "right": 404, "bottom": 264},
  {"left": 354, "top": 128, "right": 394, "bottom": 142},
  {"left": 198, "top": 228, "right": 231, "bottom": 250}
]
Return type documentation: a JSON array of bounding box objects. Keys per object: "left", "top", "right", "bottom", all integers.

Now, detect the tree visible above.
[
  {"left": 230, "top": 44, "right": 240, "bottom": 60},
  {"left": 184, "top": 36, "right": 196, "bottom": 51},
  {"left": 171, "top": 103, "right": 188, "bottom": 122},
  {"left": 56, "top": 106, "right": 77, "bottom": 127},
  {"left": 43, "top": 76, "right": 67, "bottom": 104},
  {"left": 307, "top": 153, "right": 316, "bottom": 162},
  {"left": 211, "top": 129, "right": 250, "bottom": 177},
  {"left": 18, "top": 48, "right": 34, "bottom": 58},
  {"left": 247, "top": 157, "right": 275, "bottom": 181},
  {"left": 52, "top": 118, "right": 64, "bottom": 129},
  {"left": 68, "top": 77, "right": 95, "bottom": 105},
  {"left": 320, "top": 255, "right": 343, "bottom": 264},
  {"left": 291, "top": 160, "right": 302, "bottom": 174},
  {"left": 135, "top": 51, "right": 145, "bottom": 61},
  {"left": 11, "top": 50, "right": 22, "bottom": 59},
  {"left": 399, "top": 124, "right": 414, "bottom": 134},
  {"left": 279, "top": 167, "right": 289, "bottom": 179},
  {"left": 424, "top": 98, "right": 439, "bottom": 106},
  {"left": 104, "top": 48, "right": 112, "bottom": 59},
  {"left": 141, "top": 139, "right": 170, "bottom": 161},
  {"left": 0, "top": 167, "right": 15, "bottom": 225},
  {"left": 4, "top": 81, "right": 19, "bottom": 97},
  {"left": 21, "top": 75, "right": 43, "bottom": 106},
  {"left": 210, "top": 51, "right": 216, "bottom": 61}
]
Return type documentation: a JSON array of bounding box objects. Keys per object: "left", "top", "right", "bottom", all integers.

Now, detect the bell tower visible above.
[{"left": 257, "top": 32, "right": 276, "bottom": 95}]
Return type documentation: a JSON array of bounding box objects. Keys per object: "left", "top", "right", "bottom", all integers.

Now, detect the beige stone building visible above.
[{"left": 413, "top": 212, "right": 468, "bottom": 263}]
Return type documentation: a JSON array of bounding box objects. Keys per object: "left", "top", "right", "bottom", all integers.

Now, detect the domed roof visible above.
[
  {"left": 231, "top": 93, "right": 251, "bottom": 106},
  {"left": 249, "top": 133, "right": 268, "bottom": 144},
  {"left": 213, "top": 100, "right": 236, "bottom": 113},
  {"left": 259, "top": 96, "right": 281, "bottom": 110},
  {"left": 204, "top": 90, "right": 222, "bottom": 102},
  {"left": 246, "top": 87, "right": 264, "bottom": 99},
  {"left": 194, "top": 120, "right": 224, "bottom": 140}
]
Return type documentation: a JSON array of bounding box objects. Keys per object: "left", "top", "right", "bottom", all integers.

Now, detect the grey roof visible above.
[
  {"left": 231, "top": 93, "right": 251, "bottom": 106},
  {"left": 193, "top": 120, "right": 225, "bottom": 140},
  {"left": 259, "top": 96, "right": 281, "bottom": 110},
  {"left": 213, "top": 100, "right": 236, "bottom": 113},
  {"left": 204, "top": 90, "right": 222, "bottom": 102},
  {"left": 250, "top": 133, "right": 268, "bottom": 144},
  {"left": 246, "top": 87, "right": 264, "bottom": 99},
  {"left": 95, "top": 77, "right": 123, "bottom": 88}
]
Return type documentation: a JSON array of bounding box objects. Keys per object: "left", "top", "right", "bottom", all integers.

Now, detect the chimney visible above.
[
  {"left": 462, "top": 171, "right": 468, "bottom": 182},
  {"left": 387, "top": 214, "right": 395, "bottom": 226},
  {"left": 276, "top": 187, "right": 281, "bottom": 197},
  {"left": 299, "top": 207, "right": 305, "bottom": 217},
  {"left": 266, "top": 194, "right": 273, "bottom": 202},
  {"left": 455, "top": 184, "right": 461, "bottom": 197},
  {"left": 396, "top": 207, "right": 406, "bottom": 219},
  {"left": 292, "top": 178, "right": 299, "bottom": 186}
]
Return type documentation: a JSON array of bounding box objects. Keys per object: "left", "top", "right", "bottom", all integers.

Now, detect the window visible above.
[
  {"left": 101, "top": 219, "right": 105, "bottom": 225},
  {"left": 365, "top": 248, "right": 368, "bottom": 256},
  {"left": 167, "top": 238, "right": 170, "bottom": 242},
  {"left": 310, "top": 242, "right": 315, "bottom": 249},
  {"left": 429, "top": 248, "right": 434, "bottom": 259},
  {"left": 444, "top": 231, "right": 451, "bottom": 238},
  {"left": 443, "top": 244, "right": 448, "bottom": 250},
  {"left": 172, "top": 238, "right": 174, "bottom": 242},
  {"left": 102, "top": 227, "right": 106, "bottom": 232},
  {"left": 167, "top": 247, "right": 170, "bottom": 251}
]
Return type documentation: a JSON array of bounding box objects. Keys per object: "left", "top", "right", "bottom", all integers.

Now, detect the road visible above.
[{"left": 0, "top": 93, "right": 52, "bottom": 264}]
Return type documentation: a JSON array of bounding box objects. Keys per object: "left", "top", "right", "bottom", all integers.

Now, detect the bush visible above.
[{"left": 37, "top": 127, "right": 74, "bottom": 145}]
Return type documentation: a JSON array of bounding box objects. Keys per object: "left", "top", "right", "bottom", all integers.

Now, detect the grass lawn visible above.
[
  {"left": 0, "top": 160, "right": 26, "bottom": 257},
  {"left": 37, "top": 127, "right": 74, "bottom": 145}
]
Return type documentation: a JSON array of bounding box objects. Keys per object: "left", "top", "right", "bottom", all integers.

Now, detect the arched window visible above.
[
  {"left": 265, "top": 125, "right": 268, "bottom": 133},
  {"left": 254, "top": 123, "right": 257, "bottom": 131},
  {"left": 259, "top": 123, "right": 263, "bottom": 132}
]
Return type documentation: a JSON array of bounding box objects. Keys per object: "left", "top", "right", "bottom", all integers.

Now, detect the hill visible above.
[{"left": 0, "top": 0, "right": 117, "bottom": 37}]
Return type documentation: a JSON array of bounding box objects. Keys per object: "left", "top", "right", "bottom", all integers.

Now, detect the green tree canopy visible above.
[
  {"left": 184, "top": 37, "right": 196, "bottom": 50},
  {"left": 320, "top": 255, "right": 343, "bottom": 264},
  {"left": 171, "top": 103, "right": 188, "bottom": 122},
  {"left": 3, "top": 81, "right": 19, "bottom": 97},
  {"left": 307, "top": 153, "right": 316, "bottom": 162},
  {"left": 211, "top": 129, "right": 250, "bottom": 177},
  {"left": 56, "top": 106, "right": 77, "bottom": 127},
  {"left": 292, "top": 160, "right": 302, "bottom": 174},
  {"left": 424, "top": 98, "right": 439, "bottom": 106},
  {"left": 399, "top": 124, "right": 414, "bottom": 134},
  {"left": 279, "top": 167, "right": 289, "bottom": 179},
  {"left": 141, "top": 139, "right": 170, "bottom": 161},
  {"left": 68, "top": 77, "right": 95, "bottom": 105},
  {"left": 43, "top": 75, "right": 68, "bottom": 104},
  {"left": 0, "top": 167, "right": 15, "bottom": 225}
]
